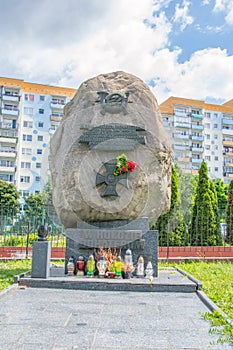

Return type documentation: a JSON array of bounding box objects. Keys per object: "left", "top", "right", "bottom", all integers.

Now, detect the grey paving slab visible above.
[{"left": 0, "top": 287, "right": 232, "bottom": 350}]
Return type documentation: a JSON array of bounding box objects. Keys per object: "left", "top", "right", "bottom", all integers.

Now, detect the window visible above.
[
  {"left": 0, "top": 174, "right": 14, "bottom": 182},
  {"left": 214, "top": 124, "right": 218, "bottom": 129},
  {"left": 22, "top": 148, "right": 32, "bottom": 155},
  {"left": 205, "top": 112, "right": 211, "bottom": 118},
  {"left": 205, "top": 156, "right": 211, "bottom": 161},
  {"left": 214, "top": 134, "right": 218, "bottom": 140},
  {"left": 38, "top": 122, "right": 44, "bottom": 127},
  {"left": 215, "top": 156, "right": 219, "bottom": 161},
  {"left": 0, "top": 160, "right": 14, "bottom": 167},
  {"left": 24, "top": 107, "right": 34, "bottom": 115},
  {"left": 39, "top": 108, "right": 44, "bottom": 114},
  {"left": 20, "top": 176, "right": 30, "bottom": 183},
  {"left": 37, "top": 135, "right": 43, "bottom": 141},
  {"left": 214, "top": 145, "right": 218, "bottom": 150},
  {"left": 205, "top": 123, "right": 210, "bottom": 129},
  {"left": 215, "top": 167, "right": 218, "bottom": 172},
  {"left": 24, "top": 94, "right": 34, "bottom": 102},
  {"left": 20, "top": 190, "right": 30, "bottom": 197},
  {"left": 52, "top": 98, "right": 65, "bottom": 105},
  {"left": 214, "top": 113, "right": 218, "bottom": 118},
  {"left": 40, "top": 95, "right": 45, "bottom": 101},
  {"left": 206, "top": 134, "right": 210, "bottom": 139},
  {"left": 21, "top": 162, "right": 31, "bottom": 169},
  {"left": 23, "top": 121, "right": 33, "bottom": 128},
  {"left": 23, "top": 134, "right": 32, "bottom": 141},
  {"left": 37, "top": 149, "right": 42, "bottom": 154},
  {"left": 205, "top": 145, "right": 210, "bottom": 150},
  {"left": 36, "top": 162, "right": 41, "bottom": 168},
  {"left": 35, "top": 176, "right": 41, "bottom": 182}
]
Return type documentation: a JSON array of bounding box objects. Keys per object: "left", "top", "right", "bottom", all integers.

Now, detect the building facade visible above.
[
  {"left": 160, "top": 97, "right": 233, "bottom": 183},
  {"left": 0, "top": 77, "right": 76, "bottom": 197}
]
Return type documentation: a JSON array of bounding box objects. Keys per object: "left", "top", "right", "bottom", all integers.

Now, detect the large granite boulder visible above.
[{"left": 50, "top": 71, "right": 172, "bottom": 228}]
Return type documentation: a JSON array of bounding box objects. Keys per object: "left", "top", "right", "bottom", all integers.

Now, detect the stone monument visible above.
[{"left": 50, "top": 71, "right": 172, "bottom": 276}]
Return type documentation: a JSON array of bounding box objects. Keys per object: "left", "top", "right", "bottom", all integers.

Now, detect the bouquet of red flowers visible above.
[{"left": 114, "top": 153, "right": 136, "bottom": 176}]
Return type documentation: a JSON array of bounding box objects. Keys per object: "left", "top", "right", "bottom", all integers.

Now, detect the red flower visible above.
[
  {"left": 126, "top": 161, "right": 136, "bottom": 172},
  {"left": 122, "top": 166, "right": 127, "bottom": 171}
]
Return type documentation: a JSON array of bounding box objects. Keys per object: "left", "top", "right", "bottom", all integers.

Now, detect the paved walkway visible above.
[{"left": 0, "top": 286, "right": 232, "bottom": 350}]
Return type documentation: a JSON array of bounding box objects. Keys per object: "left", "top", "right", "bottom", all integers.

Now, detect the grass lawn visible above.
[
  {"left": 0, "top": 259, "right": 31, "bottom": 291},
  {"left": 178, "top": 261, "right": 233, "bottom": 345}
]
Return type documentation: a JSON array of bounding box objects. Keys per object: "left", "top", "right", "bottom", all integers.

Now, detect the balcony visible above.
[
  {"left": 173, "top": 144, "right": 189, "bottom": 151},
  {"left": 50, "top": 102, "right": 65, "bottom": 109},
  {"left": 191, "top": 135, "right": 203, "bottom": 141},
  {"left": 191, "top": 123, "right": 203, "bottom": 130},
  {"left": 0, "top": 148, "right": 16, "bottom": 158},
  {"left": 173, "top": 134, "right": 189, "bottom": 140},
  {"left": 177, "top": 157, "right": 190, "bottom": 162},
  {"left": 0, "top": 165, "right": 15, "bottom": 173},
  {"left": 224, "top": 152, "right": 233, "bottom": 156},
  {"left": 0, "top": 130, "right": 18, "bottom": 138},
  {"left": 222, "top": 127, "right": 233, "bottom": 136},
  {"left": 0, "top": 136, "right": 17, "bottom": 145},
  {"left": 222, "top": 118, "right": 233, "bottom": 125},
  {"left": 50, "top": 115, "right": 63, "bottom": 122},
  {"left": 191, "top": 147, "right": 203, "bottom": 152},
  {"left": 175, "top": 123, "right": 190, "bottom": 129},
  {"left": 1, "top": 107, "right": 19, "bottom": 117},
  {"left": 191, "top": 158, "right": 202, "bottom": 164},
  {"left": 2, "top": 94, "right": 20, "bottom": 103},
  {"left": 191, "top": 113, "right": 203, "bottom": 119},
  {"left": 0, "top": 121, "right": 17, "bottom": 130},
  {"left": 223, "top": 140, "right": 233, "bottom": 147}
]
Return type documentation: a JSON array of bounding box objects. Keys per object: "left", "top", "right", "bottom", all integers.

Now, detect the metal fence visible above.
[
  {"left": 0, "top": 205, "right": 66, "bottom": 249},
  {"left": 0, "top": 204, "right": 232, "bottom": 251}
]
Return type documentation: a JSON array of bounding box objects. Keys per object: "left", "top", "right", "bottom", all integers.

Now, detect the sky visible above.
[{"left": 1, "top": 0, "right": 233, "bottom": 104}]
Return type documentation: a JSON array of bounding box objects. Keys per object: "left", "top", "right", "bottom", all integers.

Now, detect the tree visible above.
[
  {"left": 174, "top": 164, "right": 198, "bottom": 229},
  {"left": 0, "top": 180, "right": 20, "bottom": 231},
  {"left": 190, "top": 160, "right": 222, "bottom": 245},
  {"left": 213, "top": 178, "right": 228, "bottom": 221},
  {"left": 0, "top": 180, "right": 20, "bottom": 215},
  {"left": 226, "top": 179, "right": 233, "bottom": 243},
  {"left": 24, "top": 193, "right": 47, "bottom": 224},
  {"left": 155, "top": 165, "right": 185, "bottom": 246}
]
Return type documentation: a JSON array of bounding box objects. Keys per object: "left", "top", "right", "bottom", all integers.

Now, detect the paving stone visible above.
[{"left": 0, "top": 285, "right": 232, "bottom": 349}]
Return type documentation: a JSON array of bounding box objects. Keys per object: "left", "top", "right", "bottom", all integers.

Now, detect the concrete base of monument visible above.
[
  {"left": 18, "top": 267, "right": 201, "bottom": 293},
  {"left": 65, "top": 217, "right": 159, "bottom": 277}
]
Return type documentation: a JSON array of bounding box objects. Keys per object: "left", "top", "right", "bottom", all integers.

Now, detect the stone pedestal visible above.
[
  {"left": 65, "top": 217, "right": 158, "bottom": 277},
  {"left": 31, "top": 241, "right": 51, "bottom": 278}
]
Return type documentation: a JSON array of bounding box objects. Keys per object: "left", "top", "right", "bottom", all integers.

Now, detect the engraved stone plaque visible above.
[{"left": 78, "top": 124, "right": 146, "bottom": 150}]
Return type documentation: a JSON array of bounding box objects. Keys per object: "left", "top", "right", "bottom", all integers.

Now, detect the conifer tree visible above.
[
  {"left": 226, "top": 179, "right": 233, "bottom": 243},
  {"left": 190, "top": 160, "right": 221, "bottom": 245},
  {"left": 155, "top": 165, "right": 185, "bottom": 246}
]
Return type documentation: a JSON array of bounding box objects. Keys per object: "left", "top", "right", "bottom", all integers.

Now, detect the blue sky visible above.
[{"left": 0, "top": 0, "right": 233, "bottom": 104}]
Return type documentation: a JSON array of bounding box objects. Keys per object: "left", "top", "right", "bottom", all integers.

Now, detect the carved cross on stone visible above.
[{"left": 96, "top": 160, "right": 128, "bottom": 197}]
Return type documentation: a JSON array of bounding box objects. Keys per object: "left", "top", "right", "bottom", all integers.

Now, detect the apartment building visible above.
[
  {"left": 0, "top": 77, "right": 76, "bottom": 197},
  {"left": 159, "top": 96, "right": 233, "bottom": 183}
]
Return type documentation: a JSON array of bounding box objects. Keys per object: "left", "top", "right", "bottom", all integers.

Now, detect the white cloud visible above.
[
  {"left": 201, "top": 0, "right": 211, "bottom": 5},
  {"left": 151, "top": 47, "right": 233, "bottom": 103},
  {"left": 173, "top": 0, "right": 194, "bottom": 31},
  {"left": 213, "top": 0, "right": 233, "bottom": 25},
  {"left": 0, "top": 0, "right": 233, "bottom": 105}
]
